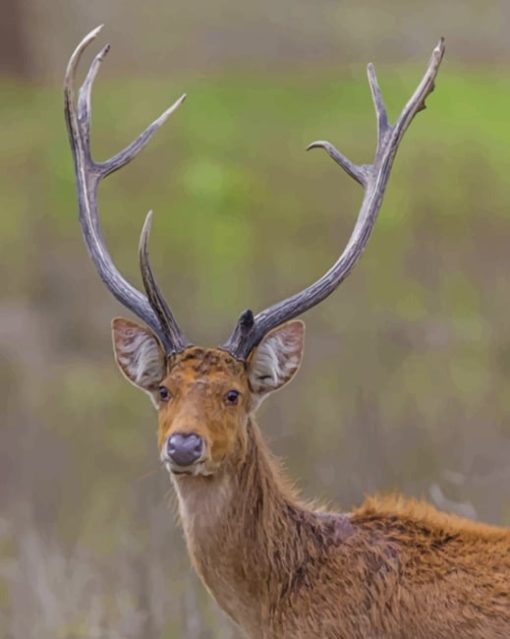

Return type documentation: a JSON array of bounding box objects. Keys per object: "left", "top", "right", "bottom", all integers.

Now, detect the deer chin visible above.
[{"left": 163, "top": 459, "right": 218, "bottom": 478}]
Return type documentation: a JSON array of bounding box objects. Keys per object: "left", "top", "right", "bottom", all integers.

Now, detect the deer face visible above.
[{"left": 112, "top": 318, "right": 305, "bottom": 476}]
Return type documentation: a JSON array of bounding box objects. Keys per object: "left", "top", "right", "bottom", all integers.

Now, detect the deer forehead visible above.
[{"left": 166, "top": 347, "right": 247, "bottom": 389}]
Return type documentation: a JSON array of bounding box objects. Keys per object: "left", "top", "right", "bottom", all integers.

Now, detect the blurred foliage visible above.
[
  {"left": 2, "top": 60, "right": 510, "bottom": 637},
  {"left": 15, "top": 0, "right": 510, "bottom": 79}
]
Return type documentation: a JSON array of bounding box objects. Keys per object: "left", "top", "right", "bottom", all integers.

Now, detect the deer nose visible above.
[{"left": 167, "top": 433, "right": 203, "bottom": 467}]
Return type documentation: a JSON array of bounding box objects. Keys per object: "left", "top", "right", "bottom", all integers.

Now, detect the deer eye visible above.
[
  {"left": 158, "top": 386, "right": 171, "bottom": 402},
  {"left": 224, "top": 390, "right": 240, "bottom": 405}
]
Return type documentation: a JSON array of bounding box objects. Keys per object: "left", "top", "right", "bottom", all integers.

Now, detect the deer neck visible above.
[{"left": 171, "top": 418, "right": 310, "bottom": 628}]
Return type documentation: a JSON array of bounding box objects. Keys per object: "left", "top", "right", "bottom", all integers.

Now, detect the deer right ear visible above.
[{"left": 111, "top": 318, "right": 166, "bottom": 397}]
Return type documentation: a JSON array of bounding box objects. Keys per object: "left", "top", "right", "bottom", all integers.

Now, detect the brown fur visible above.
[
  {"left": 173, "top": 422, "right": 510, "bottom": 638},
  {"left": 115, "top": 334, "right": 510, "bottom": 638}
]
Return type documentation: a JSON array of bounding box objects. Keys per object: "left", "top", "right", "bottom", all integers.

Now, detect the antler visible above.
[
  {"left": 64, "top": 26, "right": 189, "bottom": 354},
  {"left": 222, "top": 39, "right": 445, "bottom": 360}
]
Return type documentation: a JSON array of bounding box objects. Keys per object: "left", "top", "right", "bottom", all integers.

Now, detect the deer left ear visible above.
[{"left": 248, "top": 320, "right": 305, "bottom": 400}]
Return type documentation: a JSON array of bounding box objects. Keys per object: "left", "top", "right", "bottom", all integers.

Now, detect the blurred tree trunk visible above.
[{"left": 0, "top": 0, "right": 33, "bottom": 78}]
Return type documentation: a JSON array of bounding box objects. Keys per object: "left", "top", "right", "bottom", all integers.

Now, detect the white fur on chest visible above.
[{"left": 172, "top": 472, "right": 234, "bottom": 540}]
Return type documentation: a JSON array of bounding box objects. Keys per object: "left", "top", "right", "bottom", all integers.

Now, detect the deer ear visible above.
[
  {"left": 248, "top": 320, "right": 305, "bottom": 400},
  {"left": 111, "top": 318, "right": 166, "bottom": 395}
]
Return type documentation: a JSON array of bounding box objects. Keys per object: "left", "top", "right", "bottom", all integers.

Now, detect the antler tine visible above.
[
  {"left": 101, "top": 94, "right": 187, "bottom": 179},
  {"left": 367, "top": 63, "right": 389, "bottom": 161},
  {"left": 223, "top": 39, "right": 445, "bottom": 360},
  {"left": 139, "top": 212, "right": 190, "bottom": 351},
  {"left": 64, "top": 27, "right": 188, "bottom": 354}
]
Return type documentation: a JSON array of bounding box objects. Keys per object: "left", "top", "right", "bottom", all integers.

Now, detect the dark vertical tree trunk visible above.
[{"left": 0, "top": 0, "right": 32, "bottom": 78}]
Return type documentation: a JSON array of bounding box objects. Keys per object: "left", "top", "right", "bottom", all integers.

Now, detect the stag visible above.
[{"left": 65, "top": 27, "right": 510, "bottom": 639}]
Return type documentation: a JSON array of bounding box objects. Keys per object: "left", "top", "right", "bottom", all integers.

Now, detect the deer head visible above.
[
  {"left": 65, "top": 26, "right": 444, "bottom": 478},
  {"left": 112, "top": 317, "right": 304, "bottom": 475}
]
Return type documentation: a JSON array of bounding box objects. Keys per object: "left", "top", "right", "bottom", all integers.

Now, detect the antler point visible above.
[
  {"left": 87, "top": 24, "right": 105, "bottom": 41},
  {"left": 144, "top": 210, "right": 154, "bottom": 230},
  {"left": 173, "top": 93, "right": 187, "bottom": 109},
  {"left": 432, "top": 38, "right": 446, "bottom": 62},
  {"left": 307, "top": 140, "right": 328, "bottom": 152},
  {"left": 96, "top": 43, "right": 111, "bottom": 63}
]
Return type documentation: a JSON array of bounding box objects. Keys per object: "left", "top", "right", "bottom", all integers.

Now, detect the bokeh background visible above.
[{"left": 1, "top": 1, "right": 510, "bottom": 637}]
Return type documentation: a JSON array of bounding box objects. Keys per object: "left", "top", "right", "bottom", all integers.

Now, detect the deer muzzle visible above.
[{"left": 165, "top": 432, "right": 204, "bottom": 472}]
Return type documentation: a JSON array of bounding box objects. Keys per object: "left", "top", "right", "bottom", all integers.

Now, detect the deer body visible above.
[
  {"left": 176, "top": 417, "right": 510, "bottom": 639},
  {"left": 64, "top": 29, "right": 510, "bottom": 638}
]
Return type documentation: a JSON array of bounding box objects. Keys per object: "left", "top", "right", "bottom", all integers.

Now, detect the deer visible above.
[{"left": 64, "top": 27, "right": 510, "bottom": 639}]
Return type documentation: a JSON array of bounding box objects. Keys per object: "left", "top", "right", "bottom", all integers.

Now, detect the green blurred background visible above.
[{"left": 1, "top": 1, "right": 510, "bottom": 637}]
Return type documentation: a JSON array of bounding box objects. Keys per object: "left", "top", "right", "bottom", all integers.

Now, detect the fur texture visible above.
[
  {"left": 112, "top": 322, "right": 510, "bottom": 638},
  {"left": 175, "top": 422, "right": 510, "bottom": 639}
]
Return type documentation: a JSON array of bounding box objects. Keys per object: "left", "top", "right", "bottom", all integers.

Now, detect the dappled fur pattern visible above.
[{"left": 174, "top": 422, "right": 510, "bottom": 638}]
